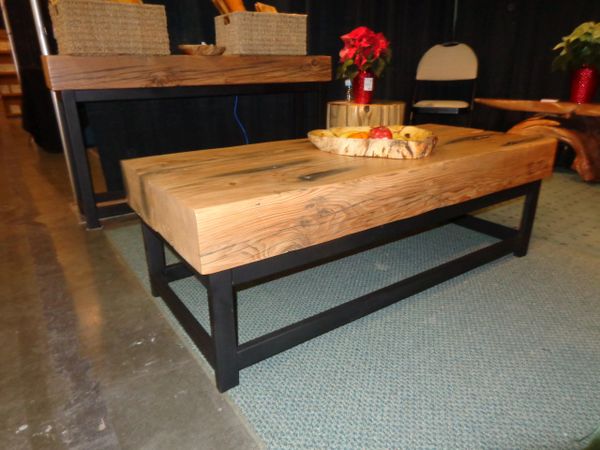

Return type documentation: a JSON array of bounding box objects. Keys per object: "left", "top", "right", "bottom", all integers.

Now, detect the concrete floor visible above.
[{"left": 0, "top": 113, "right": 262, "bottom": 449}]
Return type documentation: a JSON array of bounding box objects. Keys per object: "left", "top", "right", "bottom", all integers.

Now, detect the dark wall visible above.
[
  {"left": 6, "top": 0, "right": 600, "bottom": 187},
  {"left": 139, "top": 0, "right": 600, "bottom": 133},
  {"left": 298, "top": 0, "right": 600, "bottom": 129},
  {"left": 300, "top": 0, "right": 455, "bottom": 102},
  {"left": 454, "top": 0, "right": 600, "bottom": 129},
  {"left": 84, "top": 0, "right": 460, "bottom": 190}
]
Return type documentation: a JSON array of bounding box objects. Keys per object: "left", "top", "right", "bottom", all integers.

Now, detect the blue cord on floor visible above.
[{"left": 233, "top": 96, "right": 249, "bottom": 144}]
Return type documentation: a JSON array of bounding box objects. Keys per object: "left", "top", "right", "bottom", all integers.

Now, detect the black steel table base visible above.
[{"left": 140, "top": 181, "right": 541, "bottom": 392}]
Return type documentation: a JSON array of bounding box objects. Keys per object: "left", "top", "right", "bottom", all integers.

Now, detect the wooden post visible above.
[{"left": 327, "top": 100, "right": 405, "bottom": 128}]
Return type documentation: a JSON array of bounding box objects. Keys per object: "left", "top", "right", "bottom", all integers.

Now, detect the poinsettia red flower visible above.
[
  {"left": 354, "top": 53, "right": 367, "bottom": 70},
  {"left": 339, "top": 45, "right": 357, "bottom": 62},
  {"left": 341, "top": 26, "right": 370, "bottom": 43},
  {"left": 372, "top": 32, "right": 389, "bottom": 59},
  {"left": 336, "top": 26, "right": 392, "bottom": 80}
]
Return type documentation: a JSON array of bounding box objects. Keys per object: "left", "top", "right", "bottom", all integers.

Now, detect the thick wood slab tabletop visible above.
[
  {"left": 122, "top": 124, "right": 557, "bottom": 274},
  {"left": 42, "top": 55, "right": 331, "bottom": 91},
  {"left": 476, "top": 98, "right": 600, "bottom": 117}
]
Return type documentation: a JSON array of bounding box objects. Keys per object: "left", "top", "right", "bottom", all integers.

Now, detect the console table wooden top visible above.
[
  {"left": 121, "top": 124, "right": 556, "bottom": 275},
  {"left": 42, "top": 54, "right": 332, "bottom": 91}
]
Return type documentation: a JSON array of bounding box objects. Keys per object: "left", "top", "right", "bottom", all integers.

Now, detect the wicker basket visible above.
[
  {"left": 215, "top": 12, "right": 307, "bottom": 55},
  {"left": 49, "top": 0, "right": 170, "bottom": 56}
]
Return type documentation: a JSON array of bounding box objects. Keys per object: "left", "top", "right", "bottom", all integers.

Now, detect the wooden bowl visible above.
[
  {"left": 178, "top": 44, "right": 226, "bottom": 56},
  {"left": 308, "top": 126, "right": 437, "bottom": 159}
]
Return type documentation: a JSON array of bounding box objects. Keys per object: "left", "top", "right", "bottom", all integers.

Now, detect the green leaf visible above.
[
  {"left": 383, "top": 48, "right": 392, "bottom": 64},
  {"left": 552, "top": 21, "right": 600, "bottom": 70},
  {"left": 372, "top": 58, "right": 386, "bottom": 78},
  {"left": 346, "top": 66, "right": 359, "bottom": 80},
  {"left": 569, "top": 22, "right": 594, "bottom": 41},
  {"left": 336, "top": 59, "right": 355, "bottom": 79}
]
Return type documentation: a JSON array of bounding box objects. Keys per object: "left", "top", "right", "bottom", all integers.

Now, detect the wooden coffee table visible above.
[{"left": 121, "top": 124, "right": 556, "bottom": 392}]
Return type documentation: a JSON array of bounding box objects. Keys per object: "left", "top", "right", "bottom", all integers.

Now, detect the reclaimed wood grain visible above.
[
  {"left": 43, "top": 54, "right": 331, "bottom": 91},
  {"left": 122, "top": 124, "right": 557, "bottom": 274},
  {"left": 326, "top": 101, "right": 405, "bottom": 128}
]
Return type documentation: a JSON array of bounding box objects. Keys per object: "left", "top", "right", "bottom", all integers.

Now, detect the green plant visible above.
[{"left": 552, "top": 21, "right": 600, "bottom": 71}]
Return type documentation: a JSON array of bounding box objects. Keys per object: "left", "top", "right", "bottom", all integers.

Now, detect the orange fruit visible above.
[{"left": 347, "top": 132, "right": 369, "bottom": 139}]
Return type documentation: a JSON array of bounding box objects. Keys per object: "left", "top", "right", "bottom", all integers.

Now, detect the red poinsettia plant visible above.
[{"left": 336, "top": 26, "right": 392, "bottom": 80}]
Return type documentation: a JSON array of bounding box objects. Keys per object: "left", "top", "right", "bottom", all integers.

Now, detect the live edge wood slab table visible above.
[
  {"left": 121, "top": 124, "right": 557, "bottom": 392},
  {"left": 476, "top": 98, "right": 600, "bottom": 182},
  {"left": 42, "top": 54, "right": 331, "bottom": 229}
]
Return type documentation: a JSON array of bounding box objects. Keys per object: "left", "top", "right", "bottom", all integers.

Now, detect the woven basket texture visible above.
[
  {"left": 49, "top": 0, "right": 170, "bottom": 56},
  {"left": 215, "top": 12, "right": 307, "bottom": 55}
]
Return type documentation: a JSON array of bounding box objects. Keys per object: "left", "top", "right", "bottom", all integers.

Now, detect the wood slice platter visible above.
[{"left": 308, "top": 125, "right": 437, "bottom": 159}]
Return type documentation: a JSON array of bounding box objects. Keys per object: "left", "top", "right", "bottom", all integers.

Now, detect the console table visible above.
[
  {"left": 42, "top": 54, "right": 332, "bottom": 229},
  {"left": 122, "top": 124, "right": 556, "bottom": 392},
  {"left": 476, "top": 98, "right": 600, "bottom": 182}
]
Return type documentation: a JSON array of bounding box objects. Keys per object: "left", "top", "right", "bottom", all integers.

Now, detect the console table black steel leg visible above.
[
  {"left": 514, "top": 180, "right": 541, "bottom": 257},
  {"left": 61, "top": 90, "right": 101, "bottom": 229},
  {"left": 54, "top": 99, "right": 85, "bottom": 215},
  {"left": 141, "top": 223, "right": 166, "bottom": 297},
  {"left": 207, "top": 271, "right": 239, "bottom": 392}
]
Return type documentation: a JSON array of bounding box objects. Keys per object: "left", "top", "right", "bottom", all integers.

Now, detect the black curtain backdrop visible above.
[
  {"left": 84, "top": 0, "right": 458, "bottom": 190},
  {"left": 456, "top": 0, "right": 600, "bottom": 129},
  {"left": 6, "top": 0, "right": 600, "bottom": 188}
]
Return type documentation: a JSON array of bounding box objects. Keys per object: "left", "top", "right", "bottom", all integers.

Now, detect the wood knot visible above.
[{"left": 150, "top": 72, "right": 172, "bottom": 87}]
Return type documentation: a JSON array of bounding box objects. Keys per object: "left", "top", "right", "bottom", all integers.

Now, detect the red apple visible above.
[{"left": 368, "top": 126, "right": 393, "bottom": 139}]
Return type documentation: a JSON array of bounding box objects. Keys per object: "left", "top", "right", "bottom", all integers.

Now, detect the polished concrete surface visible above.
[{"left": 0, "top": 114, "right": 262, "bottom": 449}]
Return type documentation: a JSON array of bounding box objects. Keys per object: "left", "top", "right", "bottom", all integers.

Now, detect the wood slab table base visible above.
[
  {"left": 507, "top": 117, "right": 600, "bottom": 182},
  {"left": 123, "top": 124, "right": 556, "bottom": 391},
  {"left": 476, "top": 98, "right": 600, "bottom": 182}
]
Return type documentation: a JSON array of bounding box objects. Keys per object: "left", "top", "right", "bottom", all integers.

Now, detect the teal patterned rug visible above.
[{"left": 106, "top": 169, "right": 600, "bottom": 449}]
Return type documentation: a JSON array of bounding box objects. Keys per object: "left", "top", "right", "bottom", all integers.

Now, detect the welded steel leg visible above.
[
  {"left": 141, "top": 222, "right": 166, "bottom": 297},
  {"left": 54, "top": 98, "right": 84, "bottom": 213},
  {"left": 514, "top": 180, "right": 541, "bottom": 257},
  {"left": 207, "top": 270, "right": 239, "bottom": 392},
  {"left": 61, "top": 91, "right": 100, "bottom": 229}
]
